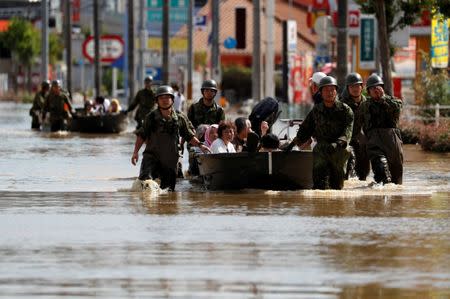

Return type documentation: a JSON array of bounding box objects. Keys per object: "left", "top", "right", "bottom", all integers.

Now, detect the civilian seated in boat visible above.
[
  {"left": 108, "top": 99, "right": 122, "bottom": 114},
  {"left": 84, "top": 99, "right": 95, "bottom": 115},
  {"left": 210, "top": 121, "right": 236, "bottom": 154},
  {"left": 188, "top": 124, "right": 210, "bottom": 176},
  {"left": 259, "top": 133, "right": 280, "bottom": 152},
  {"left": 233, "top": 117, "right": 270, "bottom": 152},
  {"left": 93, "top": 96, "right": 111, "bottom": 115},
  {"left": 204, "top": 124, "right": 218, "bottom": 147}
]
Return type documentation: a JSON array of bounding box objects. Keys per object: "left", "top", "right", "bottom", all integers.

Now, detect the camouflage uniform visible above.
[
  {"left": 128, "top": 88, "right": 156, "bottom": 129},
  {"left": 137, "top": 108, "right": 195, "bottom": 190},
  {"left": 29, "top": 90, "right": 46, "bottom": 129},
  {"left": 360, "top": 95, "right": 403, "bottom": 184},
  {"left": 43, "top": 91, "right": 73, "bottom": 132},
  {"left": 341, "top": 93, "right": 370, "bottom": 180},
  {"left": 296, "top": 100, "right": 354, "bottom": 189},
  {"left": 187, "top": 98, "right": 225, "bottom": 129}
]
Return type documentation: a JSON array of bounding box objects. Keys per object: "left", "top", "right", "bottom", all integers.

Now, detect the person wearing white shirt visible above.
[
  {"left": 171, "top": 82, "right": 185, "bottom": 113},
  {"left": 210, "top": 121, "right": 236, "bottom": 154}
]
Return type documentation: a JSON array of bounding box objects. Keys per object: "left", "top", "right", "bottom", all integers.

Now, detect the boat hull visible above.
[
  {"left": 197, "top": 151, "right": 313, "bottom": 190},
  {"left": 70, "top": 113, "right": 128, "bottom": 133}
]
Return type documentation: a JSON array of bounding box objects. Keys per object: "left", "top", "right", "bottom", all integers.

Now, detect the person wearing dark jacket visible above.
[
  {"left": 30, "top": 80, "right": 50, "bottom": 129},
  {"left": 340, "top": 72, "right": 370, "bottom": 180},
  {"left": 126, "top": 76, "right": 156, "bottom": 129},
  {"left": 290, "top": 76, "right": 354, "bottom": 190},
  {"left": 131, "top": 85, "right": 210, "bottom": 191},
  {"left": 187, "top": 79, "right": 225, "bottom": 129},
  {"left": 43, "top": 80, "right": 73, "bottom": 132},
  {"left": 360, "top": 74, "right": 403, "bottom": 185}
]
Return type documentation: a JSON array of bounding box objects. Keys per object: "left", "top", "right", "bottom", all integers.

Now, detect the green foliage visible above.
[
  {"left": 0, "top": 17, "right": 40, "bottom": 67},
  {"left": 102, "top": 68, "right": 124, "bottom": 95},
  {"left": 49, "top": 33, "right": 63, "bottom": 65},
  {"left": 415, "top": 52, "right": 450, "bottom": 106},
  {"left": 221, "top": 65, "right": 252, "bottom": 101}
]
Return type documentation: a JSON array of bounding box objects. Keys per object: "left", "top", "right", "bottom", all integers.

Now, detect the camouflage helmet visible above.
[
  {"left": 201, "top": 79, "right": 218, "bottom": 91},
  {"left": 319, "top": 76, "right": 338, "bottom": 91},
  {"left": 155, "top": 85, "right": 175, "bottom": 99},
  {"left": 366, "top": 74, "right": 384, "bottom": 89},
  {"left": 144, "top": 75, "right": 153, "bottom": 83},
  {"left": 345, "top": 72, "right": 363, "bottom": 86},
  {"left": 51, "top": 80, "right": 61, "bottom": 87},
  {"left": 41, "top": 80, "right": 51, "bottom": 89}
]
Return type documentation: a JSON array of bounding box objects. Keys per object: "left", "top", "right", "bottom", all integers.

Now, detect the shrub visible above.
[
  {"left": 419, "top": 120, "right": 450, "bottom": 152},
  {"left": 399, "top": 119, "right": 421, "bottom": 144}
]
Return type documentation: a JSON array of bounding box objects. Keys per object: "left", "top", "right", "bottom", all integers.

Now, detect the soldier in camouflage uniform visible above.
[
  {"left": 187, "top": 79, "right": 225, "bottom": 129},
  {"left": 127, "top": 76, "right": 156, "bottom": 129},
  {"left": 360, "top": 74, "right": 403, "bottom": 185},
  {"left": 29, "top": 80, "right": 50, "bottom": 130},
  {"left": 291, "top": 76, "right": 354, "bottom": 190},
  {"left": 340, "top": 73, "right": 370, "bottom": 180},
  {"left": 43, "top": 80, "right": 73, "bottom": 132},
  {"left": 131, "top": 85, "right": 210, "bottom": 191},
  {"left": 186, "top": 79, "right": 225, "bottom": 175}
]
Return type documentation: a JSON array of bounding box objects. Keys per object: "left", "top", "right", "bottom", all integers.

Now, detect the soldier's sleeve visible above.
[
  {"left": 338, "top": 104, "right": 354, "bottom": 145},
  {"left": 30, "top": 94, "right": 39, "bottom": 115},
  {"left": 179, "top": 113, "right": 196, "bottom": 142},
  {"left": 296, "top": 110, "right": 315, "bottom": 144},
  {"left": 187, "top": 104, "right": 196, "bottom": 128},
  {"left": 219, "top": 107, "right": 225, "bottom": 122},
  {"left": 43, "top": 95, "right": 50, "bottom": 115},
  {"left": 137, "top": 113, "right": 150, "bottom": 140},
  {"left": 385, "top": 96, "right": 402, "bottom": 122},
  {"left": 127, "top": 90, "right": 140, "bottom": 112}
]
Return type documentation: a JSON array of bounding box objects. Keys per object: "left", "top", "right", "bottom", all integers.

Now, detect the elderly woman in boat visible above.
[{"left": 210, "top": 121, "right": 236, "bottom": 154}]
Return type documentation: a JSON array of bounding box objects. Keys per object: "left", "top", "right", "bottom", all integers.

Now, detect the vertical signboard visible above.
[
  {"left": 431, "top": 15, "right": 449, "bottom": 68},
  {"left": 286, "top": 20, "right": 297, "bottom": 104},
  {"left": 359, "top": 14, "right": 377, "bottom": 70}
]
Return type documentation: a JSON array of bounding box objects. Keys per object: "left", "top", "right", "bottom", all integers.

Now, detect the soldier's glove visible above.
[{"left": 120, "top": 110, "right": 128, "bottom": 116}]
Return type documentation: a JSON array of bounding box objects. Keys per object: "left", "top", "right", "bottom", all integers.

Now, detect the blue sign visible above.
[
  {"left": 146, "top": 67, "right": 162, "bottom": 81},
  {"left": 223, "top": 37, "right": 237, "bottom": 49},
  {"left": 195, "top": 15, "right": 207, "bottom": 26}
]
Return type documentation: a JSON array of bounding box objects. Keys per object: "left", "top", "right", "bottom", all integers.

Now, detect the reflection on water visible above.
[{"left": 1, "top": 103, "right": 450, "bottom": 298}]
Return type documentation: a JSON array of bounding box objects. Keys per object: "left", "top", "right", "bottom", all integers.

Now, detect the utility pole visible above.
[
  {"left": 41, "top": 0, "right": 49, "bottom": 81},
  {"left": 128, "top": 0, "right": 135, "bottom": 104},
  {"left": 336, "top": 0, "right": 347, "bottom": 90},
  {"left": 93, "top": 0, "right": 100, "bottom": 98},
  {"left": 187, "top": 0, "right": 194, "bottom": 100},
  {"left": 162, "top": 0, "right": 169, "bottom": 83},
  {"left": 264, "top": 0, "right": 275, "bottom": 98},
  {"left": 139, "top": 0, "right": 147, "bottom": 83},
  {"left": 375, "top": 0, "right": 392, "bottom": 95},
  {"left": 211, "top": 0, "right": 220, "bottom": 82},
  {"left": 252, "top": 0, "right": 262, "bottom": 101},
  {"left": 64, "top": 0, "right": 72, "bottom": 96},
  {"left": 282, "top": 21, "right": 288, "bottom": 102}
]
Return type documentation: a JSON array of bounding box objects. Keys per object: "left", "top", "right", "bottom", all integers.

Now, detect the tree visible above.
[
  {"left": 355, "top": 0, "right": 450, "bottom": 95},
  {"left": 49, "top": 32, "right": 63, "bottom": 65},
  {"left": 0, "top": 17, "right": 40, "bottom": 92}
]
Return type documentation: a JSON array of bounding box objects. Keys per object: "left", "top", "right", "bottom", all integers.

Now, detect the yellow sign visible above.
[
  {"left": 431, "top": 16, "right": 449, "bottom": 68},
  {"left": 147, "top": 38, "right": 187, "bottom": 51}
]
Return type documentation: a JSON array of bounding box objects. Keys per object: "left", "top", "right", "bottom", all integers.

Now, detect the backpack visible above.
[{"left": 249, "top": 97, "right": 280, "bottom": 136}]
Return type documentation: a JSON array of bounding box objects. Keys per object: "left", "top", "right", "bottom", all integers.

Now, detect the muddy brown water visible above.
[{"left": 1, "top": 102, "right": 449, "bottom": 298}]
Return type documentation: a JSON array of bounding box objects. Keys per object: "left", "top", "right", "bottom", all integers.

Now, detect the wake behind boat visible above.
[{"left": 197, "top": 150, "right": 313, "bottom": 190}]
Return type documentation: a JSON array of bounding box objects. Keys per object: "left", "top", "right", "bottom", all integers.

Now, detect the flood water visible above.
[{"left": 1, "top": 102, "right": 449, "bottom": 298}]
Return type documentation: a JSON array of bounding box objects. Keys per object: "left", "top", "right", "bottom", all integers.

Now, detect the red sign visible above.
[
  {"left": 82, "top": 35, "right": 124, "bottom": 64},
  {"left": 348, "top": 9, "right": 360, "bottom": 28}
]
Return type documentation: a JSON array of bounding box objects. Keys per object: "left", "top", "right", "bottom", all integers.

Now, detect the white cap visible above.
[{"left": 310, "top": 72, "right": 327, "bottom": 85}]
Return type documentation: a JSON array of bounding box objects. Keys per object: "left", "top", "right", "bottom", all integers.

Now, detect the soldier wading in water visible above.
[
  {"left": 360, "top": 74, "right": 403, "bottom": 185},
  {"left": 131, "top": 85, "right": 210, "bottom": 191},
  {"left": 30, "top": 80, "right": 50, "bottom": 130},
  {"left": 340, "top": 72, "right": 370, "bottom": 180},
  {"left": 126, "top": 75, "right": 156, "bottom": 130},
  {"left": 43, "top": 80, "right": 73, "bottom": 132},
  {"left": 287, "top": 76, "right": 354, "bottom": 190},
  {"left": 187, "top": 79, "right": 225, "bottom": 128}
]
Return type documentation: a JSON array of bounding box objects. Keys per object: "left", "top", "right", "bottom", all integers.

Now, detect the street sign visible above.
[
  {"left": 146, "top": 67, "right": 162, "bottom": 81},
  {"left": 147, "top": 0, "right": 188, "bottom": 23},
  {"left": 431, "top": 15, "right": 449, "bottom": 68},
  {"left": 359, "top": 15, "right": 377, "bottom": 70},
  {"left": 287, "top": 20, "right": 297, "bottom": 52},
  {"left": 82, "top": 35, "right": 124, "bottom": 64},
  {"left": 223, "top": 37, "right": 237, "bottom": 49}
]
